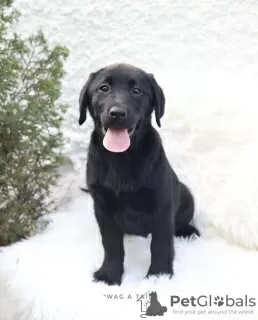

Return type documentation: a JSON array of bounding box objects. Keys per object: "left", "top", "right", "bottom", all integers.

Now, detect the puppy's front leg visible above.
[
  {"left": 147, "top": 212, "right": 174, "bottom": 278},
  {"left": 93, "top": 204, "right": 124, "bottom": 285}
]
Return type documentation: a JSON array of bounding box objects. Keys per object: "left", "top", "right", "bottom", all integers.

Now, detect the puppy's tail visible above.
[{"left": 175, "top": 225, "right": 200, "bottom": 238}]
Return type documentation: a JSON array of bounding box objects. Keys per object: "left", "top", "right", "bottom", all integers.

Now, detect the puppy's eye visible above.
[
  {"left": 132, "top": 88, "right": 142, "bottom": 95},
  {"left": 99, "top": 84, "right": 109, "bottom": 92}
]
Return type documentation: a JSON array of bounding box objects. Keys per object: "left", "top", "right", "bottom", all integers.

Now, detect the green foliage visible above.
[{"left": 0, "top": 0, "right": 69, "bottom": 246}]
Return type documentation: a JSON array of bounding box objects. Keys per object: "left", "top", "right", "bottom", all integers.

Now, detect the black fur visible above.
[{"left": 79, "top": 63, "right": 199, "bottom": 285}]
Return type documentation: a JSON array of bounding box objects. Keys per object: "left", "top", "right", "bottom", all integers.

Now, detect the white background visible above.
[{"left": 13, "top": 0, "right": 258, "bottom": 172}]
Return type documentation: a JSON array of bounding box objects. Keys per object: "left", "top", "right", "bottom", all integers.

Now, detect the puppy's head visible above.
[{"left": 78, "top": 63, "right": 165, "bottom": 152}]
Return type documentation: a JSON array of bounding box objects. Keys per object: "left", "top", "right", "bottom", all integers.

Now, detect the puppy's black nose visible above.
[{"left": 109, "top": 106, "right": 127, "bottom": 119}]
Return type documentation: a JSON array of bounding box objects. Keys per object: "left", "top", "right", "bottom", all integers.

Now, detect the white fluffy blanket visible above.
[{"left": 1, "top": 193, "right": 258, "bottom": 320}]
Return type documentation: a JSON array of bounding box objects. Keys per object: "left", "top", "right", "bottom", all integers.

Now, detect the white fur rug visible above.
[
  {"left": 1, "top": 192, "right": 258, "bottom": 320},
  {"left": 1, "top": 74, "right": 258, "bottom": 320}
]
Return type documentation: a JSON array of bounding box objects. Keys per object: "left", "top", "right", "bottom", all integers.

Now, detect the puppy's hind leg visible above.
[
  {"left": 175, "top": 183, "right": 200, "bottom": 238},
  {"left": 176, "top": 225, "right": 200, "bottom": 238}
]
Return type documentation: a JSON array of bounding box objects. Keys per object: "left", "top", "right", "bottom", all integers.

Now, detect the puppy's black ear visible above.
[
  {"left": 148, "top": 73, "right": 165, "bottom": 128},
  {"left": 78, "top": 72, "right": 96, "bottom": 125}
]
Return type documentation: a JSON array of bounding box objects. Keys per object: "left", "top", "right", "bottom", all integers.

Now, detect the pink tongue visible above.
[{"left": 103, "top": 128, "right": 130, "bottom": 152}]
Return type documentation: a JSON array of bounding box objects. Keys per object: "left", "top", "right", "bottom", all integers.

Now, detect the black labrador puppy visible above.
[{"left": 78, "top": 63, "right": 199, "bottom": 285}]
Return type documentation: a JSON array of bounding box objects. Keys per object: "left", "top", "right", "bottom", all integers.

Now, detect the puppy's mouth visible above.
[
  {"left": 102, "top": 125, "right": 136, "bottom": 137},
  {"left": 101, "top": 122, "right": 140, "bottom": 153}
]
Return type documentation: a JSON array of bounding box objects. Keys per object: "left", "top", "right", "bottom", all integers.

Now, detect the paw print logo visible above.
[{"left": 214, "top": 296, "right": 224, "bottom": 307}]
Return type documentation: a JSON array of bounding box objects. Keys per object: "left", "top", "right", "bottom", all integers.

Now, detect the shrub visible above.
[{"left": 0, "top": 0, "right": 69, "bottom": 246}]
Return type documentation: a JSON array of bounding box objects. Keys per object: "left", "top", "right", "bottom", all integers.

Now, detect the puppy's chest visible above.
[
  {"left": 87, "top": 151, "right": 146, "bottom": 191},
  {"left": 116, "top": 189, "right": 158, "bottom": 236},
  {"left": 95, "top": 187, "right": 158, "bottom": 237}
]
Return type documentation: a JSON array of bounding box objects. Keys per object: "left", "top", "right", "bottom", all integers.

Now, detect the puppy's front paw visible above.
[
  {"left": 146, "top": 271, "right": 173, "bottom": 280},
  {"left": 93, "top": 266, "right": 123, "bottom": 286},
  {"left": 146, "top": 265, "right": 173, "bottom": 280}
]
